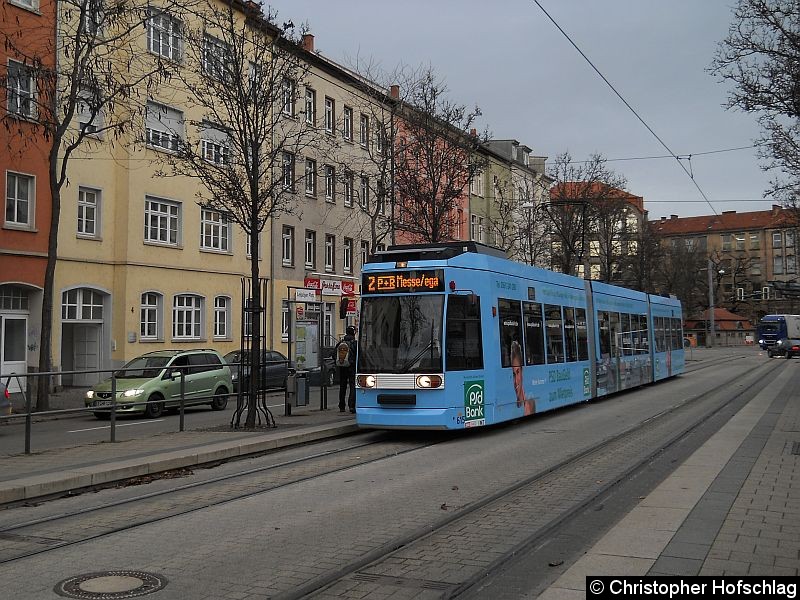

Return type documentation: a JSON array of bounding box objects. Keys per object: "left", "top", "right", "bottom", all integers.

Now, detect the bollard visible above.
[
  {"left": 179, "top": 371, "right": 186, "bottom": 432},
  {"left": 110, "top": 374, "right": 117, "bottom": 443},
  {"left": 23, "top": 377, "right": 31, "bottom": 455}
]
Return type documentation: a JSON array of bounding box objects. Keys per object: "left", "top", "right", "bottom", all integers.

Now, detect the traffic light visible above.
[{"left": 339, "top": 297, "right": 348, "bottom": 319}]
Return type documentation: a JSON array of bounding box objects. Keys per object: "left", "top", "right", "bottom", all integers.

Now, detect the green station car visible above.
[{"left": 85, "top": 349, "right": 232, "bottom": 419}]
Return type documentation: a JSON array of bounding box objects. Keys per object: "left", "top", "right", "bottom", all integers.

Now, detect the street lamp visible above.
[{"left": 707, "top": 259, "right": 725, "bottom": 348}]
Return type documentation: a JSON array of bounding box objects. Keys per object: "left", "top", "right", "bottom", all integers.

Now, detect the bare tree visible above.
[
  {"left": 617, "top": 218, "right": 663, "bottom": 293},
  {"left": 1, "top": 0, "right": 175, "bottom": 409},
  {"left": 710, "top": 0, "right": 800, "bottom": 207},
  {"left": 392, "top": 68, "right": 488, "bottom": 243},
  {"left": 592, "top": 194, "right": 632, "bottom": 283},
  {"left": 655, "top": 240, "right": 708, "bottom": 315},
  {"left": 157, "top": 1, "right": 333, "bottom": 427},
  {"left": 488, "top": 177, "right": 550, "bottom": 266},
  {"left": 545, "top": 152, "right": 625, "bottom": 276}
]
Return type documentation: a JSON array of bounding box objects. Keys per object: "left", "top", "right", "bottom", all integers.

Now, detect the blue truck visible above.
[{"left": 757, "top": 314, "right": 800, "bottom": 352}]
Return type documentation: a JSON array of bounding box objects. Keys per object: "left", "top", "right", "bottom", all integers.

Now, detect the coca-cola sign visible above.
[
  {"left": 303, "top": 277, "right": 321, "bottom": 290},
  {"left": 341, "top": 280, "right": 355, "bottom": 296}
]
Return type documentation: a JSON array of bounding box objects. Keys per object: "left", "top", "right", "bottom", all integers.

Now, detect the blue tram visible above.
[{"left": 355, "top": 242, "right": 684, "bottom": 430}]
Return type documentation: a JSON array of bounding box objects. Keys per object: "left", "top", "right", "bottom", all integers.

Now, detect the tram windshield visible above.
[{"left": 359, "top": 295, "right": 444, "bottom": 373}]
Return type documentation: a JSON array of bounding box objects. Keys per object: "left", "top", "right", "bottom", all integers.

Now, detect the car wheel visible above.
[
  {"left": 93, "top": 412, "right": 110, "bottom": 420},
  {"left": 144, "top": 394, "right": 164, "bottom": 418},
  {"left": 210, "top": 387, "right": 229, "bottom": 411}
]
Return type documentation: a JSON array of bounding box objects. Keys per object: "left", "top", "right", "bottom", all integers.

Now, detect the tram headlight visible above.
[
  {"left": 358, "top": 375, "right": 376, "bottom": 388},
  {"left": 416, "top": 375, "right": 442, "bottom": 389}
]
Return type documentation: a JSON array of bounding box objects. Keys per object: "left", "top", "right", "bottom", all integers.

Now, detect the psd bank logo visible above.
[{"left": 463, "top": 380, "right": 485, "bottom": 428}]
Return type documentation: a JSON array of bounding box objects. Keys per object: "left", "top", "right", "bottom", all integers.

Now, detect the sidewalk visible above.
[
  {"left": 0, "top": 399, "right": 358, "bottom": 505},
  {"left": 539, "top": 355, "right": 800, "bottom": 597}
]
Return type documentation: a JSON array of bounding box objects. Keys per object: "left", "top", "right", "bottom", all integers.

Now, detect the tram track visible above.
[
  {"left": 0, "top": 434, "right": 445, "bottom": 564},
  {"left": 0, "top": 353, "right": 772, "bottom": 588},
  {"left": 280, "top": 357, "right": 782, "bottom": 600}
]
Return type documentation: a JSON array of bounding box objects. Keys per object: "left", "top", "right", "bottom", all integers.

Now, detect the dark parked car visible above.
[
  {"left": 768, "top": 337, "right": 800, "bottom": 358},
  {"left": 224, "top": 350, "right": 291, "bottom": 391}
]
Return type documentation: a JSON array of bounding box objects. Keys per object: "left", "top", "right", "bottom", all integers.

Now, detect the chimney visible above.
[
  {"left": 772, "top": 204, "right": 782, "bottom": 215},
  {"left": 389, "top": 84, "right": 400, "bottom": 99},
  {"left": 301, "top": 34, "right": 314, "bottom": 52},
  {"left": 670, "top": 214, "right": 678, "bottom": 220},
  {"left": 722, "top": 210, "right": 736, "bottom": 215},
  {"left": 660, "top": 216, "right": 666, "bottom": 222},
  {"left": 470, "top": 128, "right": 477, "bottom": 137}
]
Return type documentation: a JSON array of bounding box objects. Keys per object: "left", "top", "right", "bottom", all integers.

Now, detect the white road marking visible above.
[{"left": 68, "top": 420, "right": 165, "bottom": 433}]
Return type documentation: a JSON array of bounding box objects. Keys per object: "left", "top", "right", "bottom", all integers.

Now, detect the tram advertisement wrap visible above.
[{"left": 463, "top": 380, "right": 485, "bottom": 428}]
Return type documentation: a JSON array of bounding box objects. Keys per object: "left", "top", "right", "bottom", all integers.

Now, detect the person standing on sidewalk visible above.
[{"left": 335, "top": 326, "right": 358, "bottom": 413}]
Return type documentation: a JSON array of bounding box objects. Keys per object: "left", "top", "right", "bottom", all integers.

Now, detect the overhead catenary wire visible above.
[{"left": 532, "top": 0, "right": 720, "bottom": 216}]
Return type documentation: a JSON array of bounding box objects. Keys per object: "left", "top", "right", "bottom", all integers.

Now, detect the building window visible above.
[
  {"left": 281, "top": 225, "right": 294, "bottom": 266},
  {"left": 214, "top": 296, "right": 230, "bottom": 339},
  {"left": 144, "top": 196, "right": 180, "bottom": 246},
  {"left": 734, "top": 233, "right": 745, "bottom": 250},
  {"left": 344, "top": 172, "right": 354, "bottom": 207},
  {"left": 360, "top": 240, "right": 369, "bottom": 265},
  {"left": 721, "top": 233, "right": 732, "bottom": 251},
  {"left": 360, "top": 176, "right": 369, "bottom": 209},
  {"left": 7, "top": 60, "right": 35, "bottom": 119},
  {"left": 359, "top": 113, "right": 369, "bottom": 147},
  {"left": 0, "top": 285, "right": 28, "bottom": 311},
  {"left": 471, "top": 215, "right": 484, "bottom": 243},
  {"left": 787, "top": 254, "right": 797, "bottom": 275},
  {"left": 246, "top": 232, "right": 261, "bottom": 259},
  {"left": 750, "top": 261, "right": 761, "bottom": 276},
  {"left": 376, "top": 121, "right": 385, "bottom": 154},
  {"left": 324, "top": 96, "right": 334, "bottom": 134},
  {"left": 763, "top": 286, "right": 771, "bottom": 300},
  {"left": 343, "top": 237, "right": 353, "bottom": 273},
  {"left": 325, "top": 234, "right": 335, "bottom": 272},
  {"left": 145, "top": 101, "right": 183, "bottom": 152},
  {"left": 377, "top": 194, "right": 386, "bottom": 216},
  {"left": 786, "top": 230, "right": 795, "bottom": 247},
  {"left": 749, "top": 232, "right": 760, "bottom": 249},
  {"left": 200, "top": 209, "right": 230, "bottom": 252},
  {"left": 140, "top": 292, "right": 162, "bottom": 340},
  {"left": 772, "top": 232, "right": 782, "bottom": 248},
  {"left": 470, "top": 172, "right": 483, "bottom": 197},
  {"left": 324, "top": 165, "right": 335, "bottom": 202},
  {"left": 5, "top": 172, "right": 34, "bottom": 228},
  {"left": 305, "top": 88, "right": 316, "bottom": 125},
  {"left": 305, "top": 158, "right": 316, "bottom": 196},
  {"left": 342, "top": 106, "right": 353, "bottom": 140},
  {"left": 62, "top": 288, "right": 104, "bottom": 321},
  {"left": 173, "top": 294, "right": 203, "bottom": 339},
  {"left": 147, "top": 9, "right": 182, "bottom": 61},
  {"left": 77, "top": 87, "right": 103, "bottom": 135},
  {"left": 202, "top": 34, "right": 231, "bottom": 80},
  {"left": 282, "top": 151, "right": 295, "bottom": 190},
  {"left": 201, "top": 138, "right": 228, "bottom": 165},
  {"left": 77, "top": 187, "right": 100, "bottom": 237},
  {"left": 774, "top": 254, "right": 784, "bottom": 275},
  {"left": 282, "top": 78, "right": 295, "bottom": 116},
  {"left": 305, "top": 230, "right": 316, "bottom": 269}
]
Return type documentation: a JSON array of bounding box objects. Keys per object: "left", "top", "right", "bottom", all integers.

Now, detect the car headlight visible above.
[
  {"left": 759, "top": 339, "right": 764, "bottom": 344},
  {"left": 85, "top": 390, "right": 94, "bottom": 399},
  {"left": 123, "top": 389, "right": 144, "bottom": 397}
]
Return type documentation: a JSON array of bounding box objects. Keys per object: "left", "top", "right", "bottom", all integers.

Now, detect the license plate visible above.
[{"left": 93, "top": 400, "right": 113, "bottom": 408}]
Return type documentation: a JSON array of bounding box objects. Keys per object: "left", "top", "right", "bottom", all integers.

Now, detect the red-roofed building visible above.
[
  {"left": 683, "top": 308, "right": 755, "bottom": 347},
  {"left": 653, "top": 206, "right": 800, "bottom": 322}
]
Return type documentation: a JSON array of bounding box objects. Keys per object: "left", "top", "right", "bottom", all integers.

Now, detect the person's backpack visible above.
[{"left": 335, "top": 339, "right": 353, "bottom": 368}]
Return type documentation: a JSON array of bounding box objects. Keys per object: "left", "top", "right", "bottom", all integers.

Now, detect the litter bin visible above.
[
  {"left": 295, "top": 370, "right": 309, "bottom": 406},
  {"left": 286, "top": 371, "right": 297, "bottom": 402}
]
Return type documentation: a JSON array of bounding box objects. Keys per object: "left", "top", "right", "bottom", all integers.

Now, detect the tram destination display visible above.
[{"left": 363, "top": 269, "right": 445, "bottom": 294}]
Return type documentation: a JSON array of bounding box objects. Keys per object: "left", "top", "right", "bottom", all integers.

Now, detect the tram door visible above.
[{"left": 1, "top": 316, "right": 27, "bottom": 393}]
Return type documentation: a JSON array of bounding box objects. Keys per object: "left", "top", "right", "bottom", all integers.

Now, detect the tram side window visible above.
[
  {"left": 666, "top": 318, "right": 674, "bottom": 351},
  {"left": 498, "top": 298, "right": 523, "bottom": 368},
  {"left": 576, "top": 308, "right": 589, "bottom": 360},
  {"left": 545, "top": 304, "right": 565, "bottom": 363},
  {"left": 522, "top": 302, "right": 546, "bottom": 365},
  {"left": 598, "top": 311, "right": 611, "bottom": 357},
  {"left": 446, "top": 295, "right": 483, "bottom": 371},
  {"left": 673, "top": 318, "right": 683, "bottom": 350},
  {"left": 630, "top": 314, "right": 640, "bottom": 354},
  {"left": 654, "top": 317, "right": 664, "bottom": 352},
  {"left": 639, "top": 315, "right": 649, "bottom": 353},
  {"left": 622, "top": 313, "right": 633, "bottom": 357},
  {"left": 609, "top": 312, "right": 621, "bottom": 358},
  {"left": 564, "top": 307, "right": 578, "bottom": 362}
]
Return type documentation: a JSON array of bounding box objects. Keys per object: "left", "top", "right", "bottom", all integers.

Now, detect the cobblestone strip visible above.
[
  {"left": 0, "top": 439, "right": 423, "bottom": 563},
  {"left": 306, "top": 366, "right": 775, "bottom": 600},
  {"left": 645, "top": 368, "right": 799, "bottom": 577},
  {"left": 697, "top": 371, "right": 800, "bottom": 577}
]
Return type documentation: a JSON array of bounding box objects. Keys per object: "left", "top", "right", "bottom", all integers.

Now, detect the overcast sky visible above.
[{"left": 266, "top": 0, "right": 775, "bottom": 220}]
